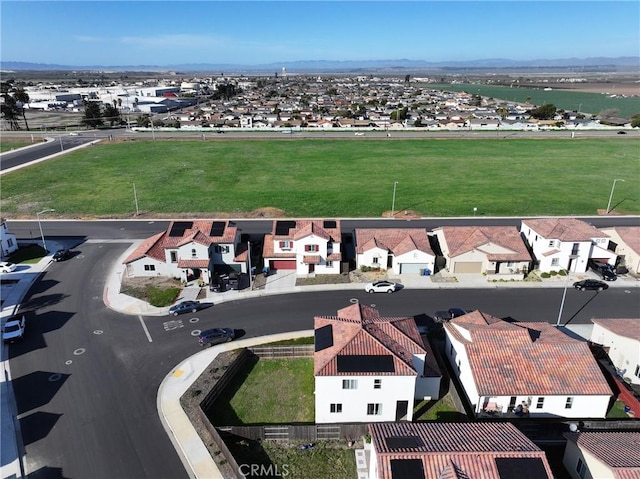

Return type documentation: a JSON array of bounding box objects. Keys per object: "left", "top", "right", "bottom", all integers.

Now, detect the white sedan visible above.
[
  {"left": 3, "top": 314, "right": 26, "bottom": 343},
  {"left": 365, "top": 280, "right": 397, "bottom": 294},
  {"left": 0, "top": 262, "right": 17, "bottom": 273}
]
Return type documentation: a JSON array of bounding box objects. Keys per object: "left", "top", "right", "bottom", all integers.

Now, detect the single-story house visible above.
[
  {"left": 0, "top": 219, "right": 18, "bottom": 259},
  {"left": 599, "top": 226, "right": 640, "bottom": 274},
  {"left": 562, "top": 431, "right": 640, "bottom": 479},
  {"left": 590, "top": 318, "right": 640, "bottom": 385}
]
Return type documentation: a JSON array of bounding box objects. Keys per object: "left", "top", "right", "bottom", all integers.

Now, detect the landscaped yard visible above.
[{"left": 1, "top": 138, "right": 638, "bottom": 217}]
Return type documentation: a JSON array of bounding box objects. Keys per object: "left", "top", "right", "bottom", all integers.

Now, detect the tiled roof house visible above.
[
  {"left": 443, "top": 311, "right": 612, "bottom": 418},
  {"left": 123, "top": 220, "right": 247, "bottom": 283},
  {"left": 521, "top": 218, "right": 616, "bottom": 273},
  {"left": 599, "top": 226, "right": 640, "bottom": 274},
  {"left": 369, "top": 422, "right": 554, "bottom": 479},
  {"left": 562, "top": 432, "right": 640, "bottom": 479},
  {"left": 314, "top": 303, "right": 441, "bottom": 423},
  {"left": 432, "top": 226, "right": 531, "bottom": 278},
  {"left": 354, "top": 228, "right": 435, "bottom": 275},
  {"left": 262, "top": 219, "right": 342, "bottom": 275},
  {"left": 590, "top": 318, "right": 640, "bottom": 386}
]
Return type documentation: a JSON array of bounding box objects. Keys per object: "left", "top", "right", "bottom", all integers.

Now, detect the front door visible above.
[
  {"left": 395, "top": 400, "right": 409, "bottom": 421},
  {"left": 309, "top": 263, "right": 315, "bottom": 273}
]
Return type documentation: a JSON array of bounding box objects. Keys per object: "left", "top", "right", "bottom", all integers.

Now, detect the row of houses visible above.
[{"left": 122, "top": 217, "right": 638, "bottom": 284}]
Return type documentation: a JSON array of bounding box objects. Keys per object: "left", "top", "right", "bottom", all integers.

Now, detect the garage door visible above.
[
  {"left": 270, "top": 260, "right": 296, "bottom": 270},
  {"left": 399, "top": 263, "right": 426, "bottom": 274},
  {"left": 453, "top": 262, "right": 482, "bottom": 273}
]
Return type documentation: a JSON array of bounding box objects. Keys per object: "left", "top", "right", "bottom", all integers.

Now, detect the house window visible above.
[
  {"left": 330, "top": 403, "right": 342, "bottom": 413},
  {"left": 536, "top": 397, "right": 544, "bottom": 409},
  {"left": 548, "top": 240, "right": 555, "bottom": 247},
  {"left": 170, "top": 251, "right": 177, "bottom": 263},
  {"left": 565, "top": 397, "right": 574, "bottom": 409},
  {"left": 367, "top": 403, "right": 382, "bottom": 415},
  {"left": 216, "top": 245, "right": 230, "bottom": 254},
  {"left": 191, "top": 248, "right": 197, "bottom": 258},
  {"left": 374, "top": 379, "right": 382, "bottom": 389},
  {"left": 571, "top": 243, "right": 580, "bottom": 256},
  {"left": 279, "top": 240, "right": 292, "bottom": 250},
  {"left": 342, "top": 379, "right": 357, "bottom": 390},
  {"left": 576, "top": 458, "right": 587, "bottom": 479},
  {"left": 635, "top": 364, "right": 640, "bottom": 379},
  {"left": 372, "top": 257, "right": 379, "bottom": 264},
  {"left": 326, "top": 260, "right": 333, "bottom": 268},
  {"left": 551, "top": 258, "right": 559, "bottom": 266},
  {"left": 144, "top": 264, "right": 156, "bottom": 271},
  {"left": 7, "top": 238, "right": 13, "bottom": 247},
  {"left": 305, "top": 244, "right": 319, "bottom": 252}
]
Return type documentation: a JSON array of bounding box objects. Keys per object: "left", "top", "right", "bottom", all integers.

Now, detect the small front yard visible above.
[
  {"left": 8, "top": 244, "right": 47, "bottom": 264},
  {"left": 119, "top": 276, "right": 182, "bottom": 307}
]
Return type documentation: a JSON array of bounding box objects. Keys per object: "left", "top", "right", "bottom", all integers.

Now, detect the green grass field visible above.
[{"left": 1, "top": 138, "right": 638, "bottom": 217}]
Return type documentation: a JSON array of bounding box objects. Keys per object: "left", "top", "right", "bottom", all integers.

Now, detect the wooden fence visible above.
[
  {"left": 248, "top": 344, "right": 314, "bottom": 359},
  {"left": 217, "top": 423, "right": 369, "bottom": 442}
]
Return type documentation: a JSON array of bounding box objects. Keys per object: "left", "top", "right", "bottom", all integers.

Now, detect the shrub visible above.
[
  {"left": 558, "top": 270, "right": 567, "bottom": 276},
  {"left": 540, "top": 272, "right": 551, "bottom": 279}
]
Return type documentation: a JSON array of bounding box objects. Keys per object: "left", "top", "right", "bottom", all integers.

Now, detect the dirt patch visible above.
[
  {"left": 348, "top": 269, "right": 388, "bottom": 284},
  {"left": 121, "top": 275, "right": 182, "bottom": 290},
  {"left": 382, "top": 209, "right": 422, "bottom": 219}
]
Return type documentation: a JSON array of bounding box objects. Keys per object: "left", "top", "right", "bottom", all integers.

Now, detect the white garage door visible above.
[
  {"left": 453, "top": 262, "right": 482, "bottom": 273},
  {"left": 400, "top": 263, "right": 427, "bottom": 274}
]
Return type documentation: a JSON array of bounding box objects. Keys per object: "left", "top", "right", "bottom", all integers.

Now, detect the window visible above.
[
  {"left": 330, "top": 403, "right": 342, "bottom": 413},
  {"left": 216, "top": 245, "right": 230, "bottom": 254},
  {"left": 326, "top": 261, "right": 333, "bottom": 268},
  {"left": 342, "top": 379, "right": 357, "bottom": 390},
  {"left": 305, "top": 244, "right": 319, "bottom": 252},
  {"left": 279, "top": 240, "right": 292, "bottom": 250},
  {"left": 635, "top": 364, "right": 640, "bottom": 379},
  {"left": 548, "top": 240, "right": 555, "bottom": 247},
  {"left": 576, "top": 458, "right": 586, "bottom": 479},
  {"left": 191, "top": 248, "right": 197, "bottom": 258},
  {"left": 536, "top": 397, "right": 544, "bottom": 409},
  {"left": 551, "top": 258, "right": 559, "bottom": 266},
  {"left": 144, "top": 264, "right": 156, "bottom": 271},
  {"left": 571, "top": 243, "right": 580, "bottom": 256},
  {"left": 565, "top": 397, "right": 574, "bottom": 409},
  {"left": 367, "top": 403, "right": 382, "bottom": 415},
  {"left": 374, "top": 379, "right": 382, "bottom": 389},
  {"left": 372, "top": 257, "right": 379, "bottom": 264},
  {"left": 170, "top": 251, "right": 177, "bottom": 263},
  {"left": 7, "top": 238, "right": 13, "bottom": 247}
]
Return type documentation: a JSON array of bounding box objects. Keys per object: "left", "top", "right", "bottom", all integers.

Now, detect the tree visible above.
[
  {"left": 83, "top": 101, "right": 104, "bottom": 128},
  {"left": 13, "top": 88, "right": 30, "bottom": 130},
  {"left": 1, "top": 93, "right": 20, "bottom": 130},
  {"left": 529, "top": 104, "right": 557, "bottom": 120},
  {"left": 103, "top": 104, "right": 120, "bottom": 127},
  {"left": 630, "top": 117, "right": 640, "bottom": 128}
]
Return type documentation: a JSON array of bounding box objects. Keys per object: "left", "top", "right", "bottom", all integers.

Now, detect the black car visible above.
[
  {"left": 198, "top": 328, "right": 235, "bottom": 347},
  {"left": 589, "top": 261, "right": 617, "bottom": 281},
  {"left": 168, "top": 300, "right": 203, "bottom": 316},
  {"left": 52, "top": 249, "right": 72, "bottom": 261},
  {"left": 573, "top": 279, "right": 609, "bottom": 291},
  {"left": 434, "top": 308, "right": 468, "bottom": 323}
]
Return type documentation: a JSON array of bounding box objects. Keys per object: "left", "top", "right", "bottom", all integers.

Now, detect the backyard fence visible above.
[
  {"left": 248, "top": 344, "right": 314, "bottom": 359},
  {"left": 217, "top": 423, "right": 369, "bottom": 442}
]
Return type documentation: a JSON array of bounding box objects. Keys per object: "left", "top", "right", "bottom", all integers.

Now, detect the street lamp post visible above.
[
  {"left": 391, "top": 181, "right": 398, "bottom": 217},
  {"left": 133, "top": 183, "right": 140, "bottom": 216},
  {"left": 556, "top": 268, "right": 570, "bottom": 327},
  {"left": 247, "top": 241, "right": 253, "bottom": 290},
  {"left": 606, "top": 179, "right": 625, "bottom": 214},
  {"left": 36, "top": 208, "right": 55, "bottom": 253}
]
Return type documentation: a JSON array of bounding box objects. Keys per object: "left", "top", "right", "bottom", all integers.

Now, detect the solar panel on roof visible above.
[
  {"left": 210, "top": 221, "right": 226, "bottom": 237},
  {"left": 336, "top": 355, "right": 395, "bottom": 373},
  {"left": 385, "top": 436, "right": 422, "bottom": 450},
  {"left": 323, "top": 220, "right": 336, "bottom": 229},
  {"left": 314, "top": 325, "right": 333, "bottom": 352},
  {"left": 275, "top": 220, "right": 296, "bottom": 235},
  {"left": 169, "top": 221, "right": 193, "bottom": 237},
  {"left": 390, "top": 459, "right": 424, "bottom": 479},
  {"left": 495, "top": 458, "right": 548, "bottom": 479}
]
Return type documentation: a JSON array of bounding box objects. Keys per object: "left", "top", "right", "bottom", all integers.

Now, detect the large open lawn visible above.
[{"left": 1, "top": 138, "right": 638, "bottom": 217}]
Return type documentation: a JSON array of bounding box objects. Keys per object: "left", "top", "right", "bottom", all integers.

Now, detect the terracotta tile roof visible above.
[
  {"left": 314, "top": 303, "right": 431, "bottom": 377},
  {"left": 564, "top": 432, "right": 640, "bottom": 470},
  {"left": 435, "top": 226, "right": 530, "bottom": 261},
  {"left": 177, "top": 259, "right": 209, "bottom": 268},
  {"left": 591, "top": 318, "right": 640, "bottom": 341},
  {"left": 272, "top": 219, "right": 341, "bottom": 242},
  {"left": 445, "top": 311, "right": 612, "bottom": 396},
  {"left": 370, "top": 422, "right": 553, "bottom": 479},
  {"left": 303, "top": 255, "right": 321, "bottom": 264},
  {"left": 612, "top": 226, "right": 640, "bottom": 254},
  {"left": 123, "top": 232, "right": 165, "bottom": 264},
  {"left": 355, "top": 228, "right": 434, "bottom": 256},
  {"left": 262, "top": 234, "right": 296, "bottom": 259},
  {"left": 523, "top": 218, "right": 608, "bottom": 241}
]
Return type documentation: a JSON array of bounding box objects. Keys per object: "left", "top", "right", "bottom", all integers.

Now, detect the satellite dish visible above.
[{"left": 569, "top": 423, "right": 579, "bottom": 432}]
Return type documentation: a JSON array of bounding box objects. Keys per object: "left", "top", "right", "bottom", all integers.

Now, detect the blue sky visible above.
[{"left": 2, "top": 1, "right": 638, "bottom": 66}]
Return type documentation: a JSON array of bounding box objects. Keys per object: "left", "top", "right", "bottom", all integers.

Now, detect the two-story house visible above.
[
  {"left": 0, "top": 219, "right": 18, "bottom": 260},
  {"left": 599, "top": 226, "right": 640, "bottom": 274},
  {"left": 123, "top": 220, "right": 247, "bottom": 283},
  {"left": 590, "top": 318, "right": 640, "bottom": 386},
  {"left": 562, "top": 432, "right": 640, "bottom": 479},
  {"left": 354, "top": 228, "right": 435, "bottom": 275},
  {"left": 314, "top": 303, "right": 441, "bottom": 424},
  {"left": 443, "top": 310, "right": 612, "bottom": 418},
  {"left": 520, "top": 218, "right": 616, "bottom": 273},
  {"left": 262, "top": 219, "right": 342, "bottom": 275}
]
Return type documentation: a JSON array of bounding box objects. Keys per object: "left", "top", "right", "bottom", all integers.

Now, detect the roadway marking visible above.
[
  {"left": 93, "top": 330, "right": 103, "bottom": 335},
  {"left": 73, "top": 348, "right": 85, "bottom": 356},
  {"left": 349, "top": 298, "right": 359, "bottom": 304},
  {"left": 191, "top": 329, "right": 202, "bottom": 336},
  {"left": 163, "top": 319, "right": 184, "bottom": 331},
  {"left": 139, "top": 315, "right": 153, "bottom": 342},
  {"left": 48, "top": 373, "right": 62, "bottom": 382},
  {"left": 188, "top": 317, "right": 199, "bottom": 323},
  {"left": 65, "top": 360, "right": 73, "bottom": 365}
]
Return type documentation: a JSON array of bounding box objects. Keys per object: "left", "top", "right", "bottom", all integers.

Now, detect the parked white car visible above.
[
  {"left": 3, "top": 314, "right": 26, "bottom": 343},
  {"left": 0, "top": 262, "right": 17, "bottom": 273},
  {"left": 365, "top": 280, "right": 397, "bottom": 294}
]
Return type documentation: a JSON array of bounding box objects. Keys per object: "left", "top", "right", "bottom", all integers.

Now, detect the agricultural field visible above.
[{"left": 1, "top": 138, "right": 638, "bottom": 218}]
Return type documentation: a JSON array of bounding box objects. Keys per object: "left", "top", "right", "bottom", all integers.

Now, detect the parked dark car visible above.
[
  {"left": 573, "top": 279, "right": 609, "bottom": 291},
  {"left": 589, "top": 260, "right": 617, "bottom": 281},
  {"left": 53, "top": 249, "right": 72, "bottom": 261},
  {"left": 434, "top": 308, "right": 468, "bottom": 323},
  {"left": 168, "top": 300, "right": 203, "bottom": 316},
  {"left": 198, "top": 328, "right": 235, "bottom": 347}
]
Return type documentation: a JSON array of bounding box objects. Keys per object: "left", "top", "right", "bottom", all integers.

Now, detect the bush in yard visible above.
[{"left": 540, "top": 272, "right": 551, "bottom": 279}]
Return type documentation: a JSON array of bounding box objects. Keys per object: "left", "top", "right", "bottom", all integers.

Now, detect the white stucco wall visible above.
[
  {"left": 601, "top": 228, "right": 640, "bottom": 274},
  {"left": 125, "top": 257, "right": 170, "bottom": 278},
  {"left": 591, "top": 323, "right": 640, "bottom": 385},
  {"left": 315, "top": 375, "right": 416, "bottom": 423},
  {"left": 357, "top": 247, "right": 388, "bottom": 270},
  {"left": 562, "top": 440, "right": 615, "bottom": 479},
  {"left": 393, "top": 250, "right": 435, "bottom": 275}
]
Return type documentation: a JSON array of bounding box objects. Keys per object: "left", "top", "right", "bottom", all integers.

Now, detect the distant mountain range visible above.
[{"left": 1, "top": 57, "right": 639, "bottom": 74}]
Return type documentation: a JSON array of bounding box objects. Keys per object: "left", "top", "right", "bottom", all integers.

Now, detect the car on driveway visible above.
[
  {"left": 3, "top": 314, "right": 26, "bottom": 342},
  {"left": 365, "top": 280, "right": 397, "bottom": 294},
  {"left": 53, "top": 249, "right": 72, "bottom": 262},
  {"left": 589, "top": 261, "right": 617, "bottom": 282},
  {"left": 434, "top": 308, "right": 468, "bottom": 323},
  {"left": 169, "top": 300, "right": 203, "bottom": 316},
  {"left": 0, "top": 262, "right": 17, "bottom": 273},
  {"left": 198, "top": 328, "right": 235, "bottom": 347},
  {"left": 573, "top": 279, "right": 609, "bottom": 291}
]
